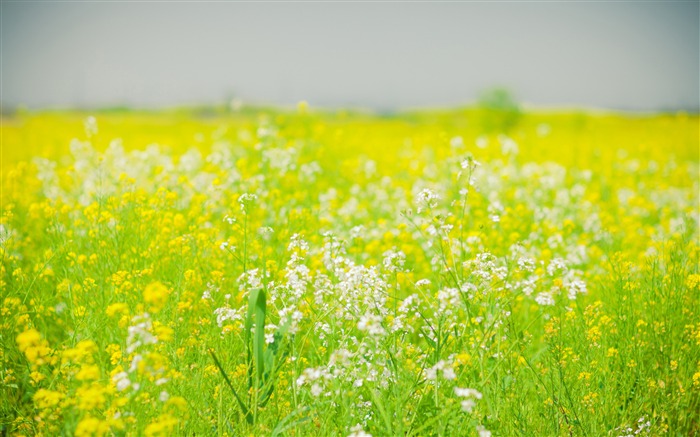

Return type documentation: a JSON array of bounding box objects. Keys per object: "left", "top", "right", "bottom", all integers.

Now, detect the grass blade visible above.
[
  {"left": 253, "top": 287, "right": 267, "bottom": 385},
  {"left": 208, "top": 349, "right": 253, "bottom": 425}
]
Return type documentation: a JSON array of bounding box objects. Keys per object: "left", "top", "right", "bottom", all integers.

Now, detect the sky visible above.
[{"left": 1, "top": 1, "right": 698, "bottom": 111}]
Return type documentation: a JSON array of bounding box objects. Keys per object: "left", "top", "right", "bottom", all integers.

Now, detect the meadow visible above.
[{"left": 1, "top": 106, "right": 698, "bottom": 436}]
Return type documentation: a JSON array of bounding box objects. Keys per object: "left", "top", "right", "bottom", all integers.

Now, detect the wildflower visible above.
[
  {"left": 476, "top": 425, "right": 492, "bottom": 437},
  {"left": 112, "top": 371, "right": 131, "bottom": 391},
  {"left": 144, "top": 414, "right": 179, "bottom": 437},
  {"left": 126, "top": 313, "right": 157, "bottom": 354},
  {"left": 143, "top": 282, "right": 170, "bottom": 313},
  {"left": 16, "top": 328, "right": 51, "bottom": 365},
  {"left": 454, "top": 387, "right": 483, "bottom": 412},
  {"left": 382, "top": 249, "right": 406, "bottom": 272},
  {"left": 33, "top": 389, "right": 64, "bottom": 409},
  {"left": 238, "top": 193, "right": 258, "bottom": 213},
  {"left": 454, "top": 387, "right": 483, "bottom": 399},
  {"left": 214, "top": 307, "right": 240, "bottom": 328},
  {"left": 76, "top": 364, "right": 100, "bottom": 381},
  {"left": 84, "top": 116, "right": 98, "bottom": 137},
  {"left": 499, "top": 135, "right": 518, "bottom": 155},
  {"left": 535, "top": 292, "right": 555, "bottom": 306},
  {"left": 106, "top": 302, "right": 129, "bottom": 318},
  {"left": 450, "top": 136, "right": 464, "bottom": 148},
  {"left": 357, "top": 314, "right": 386, "bottom": 336},
  {"left": 16, "top": 329, "right": 42, "bottom": 353},
  {"left": 348, "top": 424, "right": 372, "bottom": 437},
  {"left": 461, "top": 398, "right": 476, "bottom": 412},
  {"left": 75, "top": 416, "right": 110, "bottom": 437},
  {"left": 76, "top": 384, "right": 107, "bottom": 410},
  {"left": 425, "top": 360, "right": 456, "bottom": 381},
  {"left": 416, "top": 188, "right": 440, "bottom": 212}
]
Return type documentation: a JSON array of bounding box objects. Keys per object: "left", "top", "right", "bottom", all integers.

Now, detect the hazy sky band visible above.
[{"left": 2, "top": 1, "right": 698, "bottom": 110}]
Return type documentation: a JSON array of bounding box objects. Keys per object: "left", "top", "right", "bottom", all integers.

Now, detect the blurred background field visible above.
[{"left": 2, "top": 108, "right": 698, "bottom": 170}]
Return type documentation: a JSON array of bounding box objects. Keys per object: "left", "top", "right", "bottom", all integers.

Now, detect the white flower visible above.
[
  {"left": 238, "top": 193, "right": 258, "bottom": 213},
  {"left": 461, "top": 398, "right": 476, "bottom": 412},
  {"left": 382, "top": 250, "right": 406, "bottom": 272},
  {"left": 454, "top": 387, "right": 482, "bottom": 399},
  {"left": 535, "top": 291, "right": 555, "bottom": 306},
  {"left": 348, "top": 424, "right": 372, "bottom": 437},
  {"left": 425, "top": 360, "right": 456, "bottom": 381},
  {"left": 476, "top": 425, "right": 492, "bottom": 437},
  {"left": 358, "top": 314, "right": 386, "bottom": 336},
  {"left": 84, "top": 116, "right": 98, "bottom": 137},
  {"left": 455, "top": 387, "right": 483, "bottom": 412},
  {"left": 499, "top": 135, "right": 518, "bottom": 155},
  {"left": 113, "top": 371, "right": 131, "bottom": 391},
  {"left": 546, "top": 258, "right": 568, "bottom": 276},
  {"left": 416, "top": 188, "right": 440, "bottom": 212},
  {"left": 214, "top": 307, "right": 240, "bottom": 327},
  {"left": 566, "top": 279, "right": 587, "bottom": 300},
  {"left": 126, "top": 314, "right": 157, "bottom": 354}
]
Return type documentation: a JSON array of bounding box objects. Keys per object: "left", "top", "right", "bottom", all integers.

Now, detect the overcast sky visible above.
[{"left": 1, "top": 1, "right": 698, "bottom": 111}]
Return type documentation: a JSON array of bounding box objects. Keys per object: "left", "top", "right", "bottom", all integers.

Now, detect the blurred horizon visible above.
[{"left": 2, "top": 1, "right": 698, "bottom": 112}]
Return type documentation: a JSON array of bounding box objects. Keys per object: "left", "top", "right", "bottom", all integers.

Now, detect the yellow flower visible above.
[
  {"left": 16, "top": 329, "right": 52, "bottom": 365},
  {"left": 30, "top": 371, "right": 45, "bottom": 385},
  {"left": 33, "top": 389, "right": 65, "bottom": 409},
  {"left": 16, "top": 329, "right": 42, "bottom": 353},
  {"left": 75, "top": 415, "right": 110, "bottom": 437},
  {"left": 144, "top": 282, "right": 170, "bottom": 313},
  {"left": 106, "top": 344, "right": 122, "bottom": 365},
  {"left": 165, "top": 396, "right": 188, "bottom": 414},
  {"left": 76, "top": 364, "right": 101, "bottom": 381},
  {"left": 144, "top": 414, "right": 179, "bottom": 437},
  {"left": 154, "top": 324, "right": 174, "bottom": 342},
  {"left": 454, "top": 352, "right": 471, "bottom": 366},
  {"left": 76, "top": 384, "right": 107, "bottom": 411},
  {"left": 106, "top": 303, "right": 129, "bottom": 318}
]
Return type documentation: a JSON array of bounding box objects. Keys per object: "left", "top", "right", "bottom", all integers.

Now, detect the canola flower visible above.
[{"left": 0, "top": 108, "right": 698, "bottom": 436}]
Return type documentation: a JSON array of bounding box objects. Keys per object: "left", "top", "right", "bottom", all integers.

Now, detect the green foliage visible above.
[{"left": 477, "top": 87, "right": 523, "bottom": 133}]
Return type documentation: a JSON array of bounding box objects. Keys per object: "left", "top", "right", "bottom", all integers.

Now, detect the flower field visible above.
[{"left": 1, "top": 107, "right": 698, "bottom": 436}]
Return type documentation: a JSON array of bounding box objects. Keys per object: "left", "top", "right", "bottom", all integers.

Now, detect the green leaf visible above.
[
  {"left": 252, "top": 287, "right": 266, "bottom": 385},
  {"left": 208, "top": 349, "right": 253, "bottom": 425},
  {"left": 271, "top": 407, "right": 311, "bottom": 437}
]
